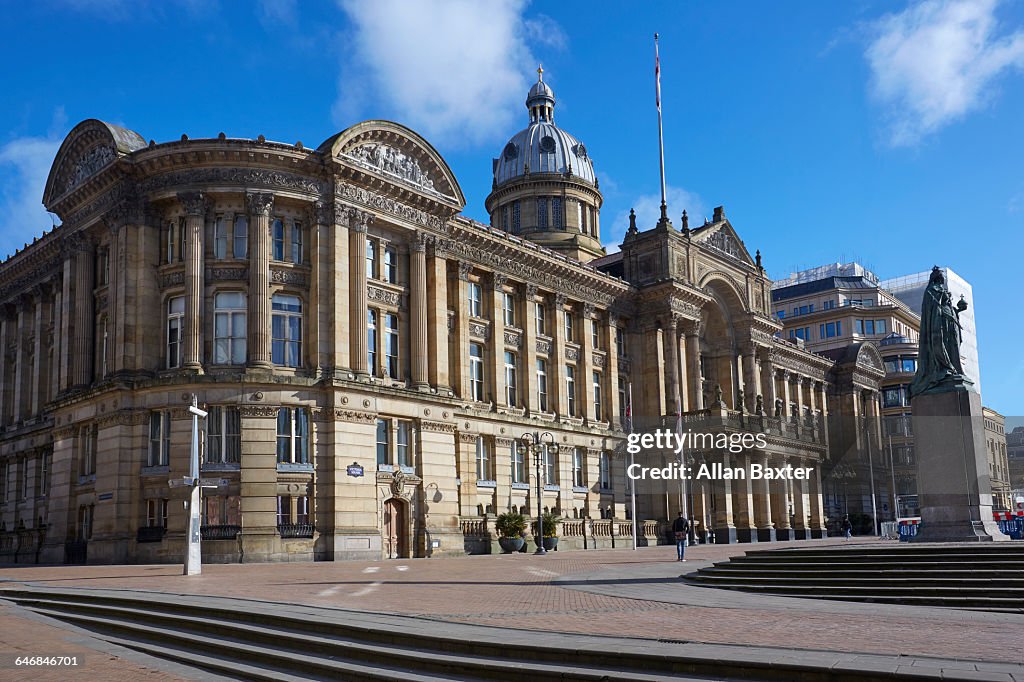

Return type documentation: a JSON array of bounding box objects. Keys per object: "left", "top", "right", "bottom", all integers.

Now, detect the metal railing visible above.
[
  {"left": 201, "top": 524, "right": 241, "bottom": 541},
  {"left": 278, "top": 523, "right": 315, "bottom": 539}
]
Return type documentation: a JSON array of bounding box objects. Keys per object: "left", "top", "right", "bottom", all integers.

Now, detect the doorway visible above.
[{"left": 383, "top": 498, "right": 407, "bottom": 559}]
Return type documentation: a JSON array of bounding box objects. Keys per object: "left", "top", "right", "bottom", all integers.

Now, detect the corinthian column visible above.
[
  {"left": 179, "top": 192, "right": 207, "bottom": 371},
  {"left": 247, "top": 192, "right": 274, "bottom": 368},
  {"left": 348, "top": 208, "right": 372, "bottom": 378},
  {"left": 409, "top": 233, "right": 429, "bottom": 390}
]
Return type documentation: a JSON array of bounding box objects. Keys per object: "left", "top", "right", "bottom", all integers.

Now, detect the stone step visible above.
[
  {"left": 688, "top": 574, "right": 1024, "bottom": 589},
  {"left": 683, "top": 580, "right": 1024, "bottom": 604}
]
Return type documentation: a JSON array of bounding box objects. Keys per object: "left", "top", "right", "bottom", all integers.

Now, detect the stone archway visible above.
[{"left": 698, "top": 277, "right": 747, "bottom": 409}]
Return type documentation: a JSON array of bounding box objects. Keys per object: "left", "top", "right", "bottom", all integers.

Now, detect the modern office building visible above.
[{"left": 0, "top": 73, "right": 879, "bottom": 564}]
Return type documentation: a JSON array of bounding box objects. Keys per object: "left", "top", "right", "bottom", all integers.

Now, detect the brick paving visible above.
[{"left": 2, "top": 536, "right": 1023, "bottom": 673}]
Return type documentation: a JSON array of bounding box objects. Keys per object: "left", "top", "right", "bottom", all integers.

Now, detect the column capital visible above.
[
  {"left": 339, "top": 206, "right": 374, "bottom": 233},
  {"left": 308, "top": 199, "right": 332, "bottom": 226},
  {"left": 410, "top": 232, "right": 427, "bottom": 253},
  {"left": 681, "top": 318, "right": 700, "bottom": 336},
  {"left": 106, "top": 194, "right": 146, "bottom": 230},
  {"left": 492, "top": 272, "right": 508, "bottom": 291},
  {"left": 60, "top": 231, "right": 94, "bottom": 258},
  {"left": 245, "top": 192, "right": 275, "bottom": 216},
  {"left": 457, "top": 260, "right": 472, "bottom": 281},
  {"left": 553, "top": 292, "right": 567, "bottom": 308},
  {"left": 177, "top": 191, "right": 210, "bottom": 216},
  {"left": 525, "top": 283, "right": 540, "bottom": 298},
  {"left": 582, "top": 303, "right": 596, "bottom": 319}
]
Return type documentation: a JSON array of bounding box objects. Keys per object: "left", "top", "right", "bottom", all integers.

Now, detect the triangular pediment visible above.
[
  {"left": 692, "top": 219, "right": 755, "bottom": 266},
  {"left": 318, "top": 120, "right": 465, "bottom": 211}
]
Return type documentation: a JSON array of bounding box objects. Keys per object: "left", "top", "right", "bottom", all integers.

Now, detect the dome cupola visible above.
[{"left": 485, "top": 67, "right": 605, "bottom": 263}]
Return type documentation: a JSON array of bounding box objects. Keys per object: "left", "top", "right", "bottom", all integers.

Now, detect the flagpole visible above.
[
  {"left": 655, "top": 32, "right": 668, "bottom": 220},
  {"left": 628, "top": 382, "right": 638, "bottom": 550}
]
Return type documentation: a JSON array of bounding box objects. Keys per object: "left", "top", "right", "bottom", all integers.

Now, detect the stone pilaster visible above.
[
  {"left": 664, "top": 318, "right": 680, "bottom": 415},
  {"left": 328, "top": 202, "right": 351, "bottom": 375},
  {"left": 348, "top": 208, "right": 372, "bottom": 378},
  {"left": 490, "top": 274, "right": 506, "bottom": 405},
  {"left": 70, "top": 234, "right": 95, "bottom": 388},
  {"left": 13, "top": 295, "right": 30, "bottom": 422},
  {"left": 605, "top": 313, "right": 621, "bottom": 428},
  {"left": 684, "top": 320, "right": 701, "bottom": 411},
  {"left": 552, "top": 294, "right": 568, "bottom": 415},
  {"left": 409, "top": 234, "right": 429, "bottom": 390},
  {"left": 758, "top": 349, "right": 775, "bottom": 412},
  {"left": 247, "top": 192, "right": 274, "bottom": 368},
  {"left": 426, "top": 246, "right": 449, "bottom": 392},
  {"left": 178, "top": 191, "right": 207, "bottom": 372},
  {"left": 455, "top": 262, "right": 472, "bottom": 399},
  {"left": 741, "top": 345, "right": 758, "bottom": 412},
  {"left": 752, "top": 451, "right": 775, "bottom": 542},
  {"left": 580, "top": 303, "right": 596, "bottom": 422},
  {"left": 523, "top": 284, "right": 539, "bottom": 414}
]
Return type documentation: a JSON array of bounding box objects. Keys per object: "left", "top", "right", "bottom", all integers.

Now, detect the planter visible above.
[
  {"left": 498, "top": 537, "right": 525, "bottom": 553},
  {"left": 543, "top": 537, "right": 559, "bottom": 551}
]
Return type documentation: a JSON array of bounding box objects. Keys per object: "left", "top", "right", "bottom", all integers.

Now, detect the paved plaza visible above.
[{"left": 2, "top": 537, "right": 1024, "bottom": 680}]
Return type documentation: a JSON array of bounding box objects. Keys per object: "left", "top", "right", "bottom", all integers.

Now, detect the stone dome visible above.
[{"left": 492, "top": 69, "right": 596, "bottom": 188}]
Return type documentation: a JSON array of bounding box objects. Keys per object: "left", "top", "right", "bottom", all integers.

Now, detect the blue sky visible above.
[{"left": 1, "top": 0, "right": 1021, "bottom": 420}]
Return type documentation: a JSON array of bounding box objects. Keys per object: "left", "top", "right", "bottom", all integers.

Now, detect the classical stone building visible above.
[{"left": 0, "top": 74, "right": 857, "bottom": 564}]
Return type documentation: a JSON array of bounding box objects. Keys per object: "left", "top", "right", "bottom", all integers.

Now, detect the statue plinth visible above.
[{"left": 911, "top": 388, "right": 1007, "bottom": 542}]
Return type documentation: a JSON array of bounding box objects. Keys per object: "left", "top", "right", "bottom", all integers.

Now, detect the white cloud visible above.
[
  {"left": 603, "top": 186, "right": 706, "bottom": 252},
  {"left": 0, "top": 134, "right": 62, "bottom": 259},
  {"left": 258, "top": 0, "right": 297, "bottom": 27},
  {"left": 336, "top": 0, "right": 556, "bottom": 146},
  {"left": 866, "top": 0, "right": 1024, "bottom": 146}
]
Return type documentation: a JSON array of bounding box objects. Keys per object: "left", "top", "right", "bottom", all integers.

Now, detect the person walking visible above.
[
  {"left": 672, "top": 512, "right": 690, "bottom": 561},
  {"left": 842, "top": 514, "right": 853, "bottom": 540}
]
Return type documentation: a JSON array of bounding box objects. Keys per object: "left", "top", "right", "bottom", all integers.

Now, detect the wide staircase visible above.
[{"left": 684, "top": 542, "right": 1024, "bottom": 611}]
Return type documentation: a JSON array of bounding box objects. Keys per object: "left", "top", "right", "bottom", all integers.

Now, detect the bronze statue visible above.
[{"left": 909, "top": 266, "right": 972, "bottom": 398}]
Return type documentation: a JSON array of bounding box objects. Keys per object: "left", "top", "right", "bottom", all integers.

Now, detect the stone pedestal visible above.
[{"left": 911, "top": 388, "right": 1008, "bottom": 542}]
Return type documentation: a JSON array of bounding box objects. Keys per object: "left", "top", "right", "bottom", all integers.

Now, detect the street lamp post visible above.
[{"left": 519, "top": 431, "right": 559, "bottom": 556}]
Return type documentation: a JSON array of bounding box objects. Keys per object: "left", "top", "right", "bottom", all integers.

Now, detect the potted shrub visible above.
[
  {"left": 495, "top": 512, "right": 526, "bottom": 553},
  {"left": 541, "top": 512, "right": 559, "bottom": 551}
]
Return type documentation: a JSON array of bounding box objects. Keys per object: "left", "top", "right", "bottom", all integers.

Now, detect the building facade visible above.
[
  {"left": 0, "top": 76, "right": 867, "bottom": 564},
  {"left": 1009, "top": 427, "right": 1024, "bottom": 491},
  {"left": 983, "top": 408, "right": 1011, "bottom": 511}
]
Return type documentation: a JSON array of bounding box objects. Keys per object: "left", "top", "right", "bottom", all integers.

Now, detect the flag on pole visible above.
[{"left": 655, "top": 33, "right": 662, "bottom": 111}]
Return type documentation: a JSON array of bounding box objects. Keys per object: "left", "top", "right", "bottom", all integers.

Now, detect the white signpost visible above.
[{"left": 184, "top": 395, "right": 208, "bottom": 576}]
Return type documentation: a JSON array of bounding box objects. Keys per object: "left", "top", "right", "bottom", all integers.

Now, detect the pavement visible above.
[{"left": 1, "top": 536, "right": 1023, "bottom": 680}]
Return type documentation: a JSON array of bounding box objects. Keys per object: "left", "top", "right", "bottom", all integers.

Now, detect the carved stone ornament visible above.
[
  {"left": 336, "top": 182, "right": 445, "bottom": 232},
  {"left": 457, "top": 261, "right": 472, "bottom": 281},
  {"left": 420, "top": 420, "right": 456, "bottom": 434},
  {"left": 140, "top": 169, "right": 324, "bottom": 198},
  {"left": 503, "top": 330, "right": 521, "bottom": 348},
  {"left": 410, "top": 232, "right": 427, "bottom": 253},
  {"left": 390, "top": 469, "right": 409, "bottom": 497},
  {"left": 346, "top": 143, "right": 436, "bottom": 192},
  {"left": 208, "top": 268, "right": 248, "bottom": 281},
  {"left": 63, "top": 145, "right": 116, "bottom": 195},
  {"left": 159, "top": 271, "right": 185, "bottom": 289},
  {"left": 239, "top": 405, "right": 279, "bottom": 418},
  {"left": 368, "top": 284, "right": 400, "bottom": 307},
  {"left": 582, "top": 303, "right": 596, "bottom": 319},
  {"left": 493, "top": 273, "right": 508, "bottom": 291},
  {"left": 593, "top": 353, "right": 606, "bottom": 368},
  {"left": 271, "top": 267, "right": 308, "bottom": 287},
  {"left": 469, "top": 321, "right": 490, "bottom": 340},
  {"left": 334, "top": 409, "right": 377, "bottom": 424},
  {"left": 565, "top": 347, "right": 579, "bottom": 361},
  {"left": 177, "top": 191, "right": 208, "bottom": 216},
  {"left": 536, "top": 339, "right": 551, "bottom": 355},
  {"left": 246, "top": 192, "right": 275, "bottom": 216}
]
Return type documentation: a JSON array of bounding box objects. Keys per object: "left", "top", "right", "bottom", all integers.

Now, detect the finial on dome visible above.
[{"left": 537, "top": 64, "right": 544, "bottom": 81}]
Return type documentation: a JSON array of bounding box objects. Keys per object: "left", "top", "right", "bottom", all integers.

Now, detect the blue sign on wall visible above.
[{"left": 346, "top": 463, "right": 364, "bottom": 478}]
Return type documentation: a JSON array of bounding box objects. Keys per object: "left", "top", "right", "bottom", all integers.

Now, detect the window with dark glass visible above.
[
  {"left": 148, "top": 411, "right": 170, "bottom": 467},
  {"left": 214, "top": 217, "right": 228, "bottom": 259},
  {"left": 376, "top": 418, "right": 390, "bottom": 466},
  {"left": 566, "top": 364, "right": 576, "bottom": 416},
  {"left": 383, "top": 246, "right": 397, "bottom": 283},
  {"left": 368, "top": 309, "right": 378, "bottom": 376},
  {"left": 536, "top": 358, "right": 548, "bottom": 412},
  {"left": 233, "top": 215, "right": 248, "bottom": 258},
  {"left": 504, "top": 351, "right": 517, "bottom": 406},
  {"left": 166, "top": 296, "right": 184, "bottom": 369},
  {"left": 276, "top": 407, "right": 309, "bottom": 464},
  {"left": 291, "top": 221, "right": 303, "bottom": 264},
  {"left": 214, "top": 292, "right": 246, "bottom": 364},
  {"left": 470, "top": 343, "right": 484, "bottom": 401},
  {"left": 207, "top": 406, "right": 241, "bottom": 464},
  {"left": 384, "top": 313, "right": 399, "bottom": 378},
  {"left": 272, "top": 218, "right": 285, "bottom": 260},
  {"left": 271, "top": 294, "right": 302, "bottom": 367}
]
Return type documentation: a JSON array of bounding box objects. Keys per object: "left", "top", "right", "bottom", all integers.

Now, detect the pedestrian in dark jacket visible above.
[
  {"left": 842, "top": 515, "right": 853, "bottom": 540},
  {"left": 672, "top": 512, "right": 690, "bottom": 561}
]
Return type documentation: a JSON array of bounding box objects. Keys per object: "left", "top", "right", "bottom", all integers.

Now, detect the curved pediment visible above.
[
  {"left": 44, "top": 119, "right": 146, "bottom": 209},
  {"left": 318, "top": 120, "right": 465, "bottom": 210}
]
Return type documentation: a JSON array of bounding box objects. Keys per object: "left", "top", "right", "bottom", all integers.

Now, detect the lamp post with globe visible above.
[{"left": 518, "top": 432, "right": 559, "bottom": 555}]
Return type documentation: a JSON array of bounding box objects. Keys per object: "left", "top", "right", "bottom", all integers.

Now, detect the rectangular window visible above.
[
  {"left": 80, "top": 424, "right": 97, "bottom": 476},
  {"left": 536, "top": 359, "right": 548, "bottom": 412},
  {"left": 901, "top": 358, "right": 916, "bottom": 373},
  {"left": 207, "top": 406, "right": 241, "bottom": 465},
  {"left": 564, "top": 310, "right": 574, "bottom": 342},
  {"left": 396, "top": 420, "right": 411, "bottom": 468},
  {"left": 502, "top": 292, "right": 515, "bottom": 326},
  {"left": 203, "top": 495, "right": 241, "bottom": 527},
  {"left": 505, "top": 351, "right": 518, "bottom": 407},
  {"left": 214, "top": 217, "right": 228, "bottom": 259},
  {"left": 593, "top": 371, "right": 602, "bottom": 420},
  {"left": 577, "top": 201, "right": 585, "bottom": 234},
  {"left": 233, "top": 215, "right": 248, "bottom": 258},
  {"left": 543, "top": 447, "right": 557, "bottom": 485},
  {"left": 147, "top": 498, "right": 168, "bottom": 528},
  {"left": 776, "top": 310, "right": 786, "bottom": 319},
  {"left": 511, "top": 441, "right": 525, "bottom": 484},
  {"left": 877, "top": 319, "right": 887, "bottom": 334},
  {"left": 384, "top": 313, "right": 399, "bottom": 378},
  {"left": 535, "top": 302, "right": 546, "bottom": 335},
  {"left": 214, "top": 292, "right": 247, "bottom": 365},
  {"left": 78, "top": 504, "right": 93, "bottom": 541},
  {"left": 618, "top": 378, "right": 627, "bottom": 423},
  {"left": 271, "top": 294, "right": 303, "bottom": 367},
  {"left": 864, "top": 320, "right": 875, "bottom": 334},
  {"left": 383, "top": 246, "right": 397, "bottom": 284},
  {"left": 599, "top": 451, "right": 611, "bottom": 490},
  {"left": 820, "top": 321, "right": 840, "bottom": 339},
  {"left": 573, "top": 448, "right": 585, "bottom": 487},
  {"left": 368, "top": 309, "right": 378, "bottom": 376},
  {"left": 291, "top": 221, "right": 303, "bottom": 264},
  {"left": 366, "top": 239, "right": 378, "bottom": 279},
  {"left": 376, "top": 418, "right": 390, "bottom": 466},
  {"left": 166, "top": 296, "right": 185, "bottom": 369},
  {"left": 0, "top": 461, "right": 7, "bottom": 503},
  {"left": 512, "top": 200, "right": 521, "bottom": 233},
  {"left": 566, "top": 364, "right": 576, "bottom": 416},
  {"left": 552, "top": 197, "right": 562, "bottom": 229},
  {"left": 148, "top": 412, "right": 170, "bottom": 467},
  {"left": 537, "top": 198, "right": 548, "bottom": 228},
  {"left": 591, "top": 319, "right": 600, "bottom": 349},
  {"left": 165, "top": 221, "right": 175, "bottom": 264},
  {"left": 475, "top": 436, "right": 491, "bottom": 480},
  {"left": 38, "top": 453, "right": 51, "bottom": 498},
  {"left": 276, "top": 407, "right": 309, "bottom": 464},
  {"left": 823, "top": 300, "right": 836, "bottom": 310},
  {"left": 20, "top": 458, "right": 29, "bottom": 500},
  {"left": 272, "top": 218, "right": 285, "bottom": 261},
  {"left": 856, "top": 319, "right": 864, "bottom": 334},
  {"left": 470, "top": 343, "right": 484, "bottom": 401},
  {"left": 468, "top": 282, "right": 482, "bottom": 317},
  {"left": 277, "top": 495, "right": 289, "bottom": 527},
  {"left": 615, "top": 327, "right": 625, "bottom": 355}
]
